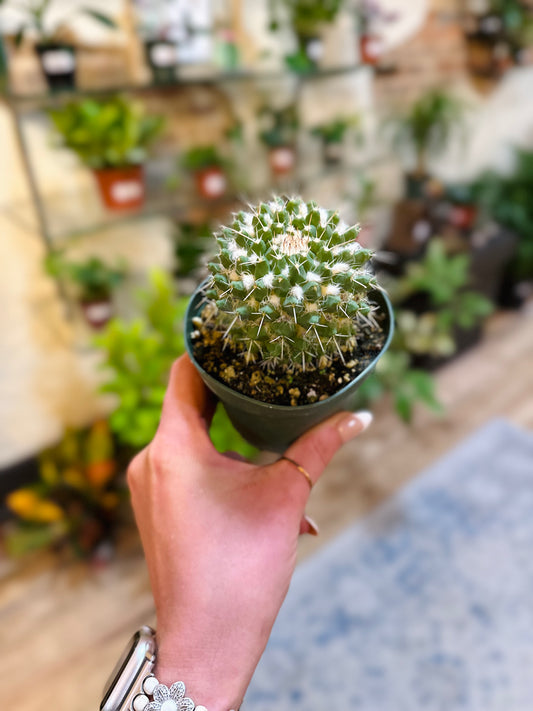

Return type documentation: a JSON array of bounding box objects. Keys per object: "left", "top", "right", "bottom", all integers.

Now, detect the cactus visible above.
[{"left": 198, "top": 196, "right": 383, "bottom": 372}]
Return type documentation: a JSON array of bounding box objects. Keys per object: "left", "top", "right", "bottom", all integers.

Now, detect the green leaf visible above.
[{"left": 81, "top": 9, "right": 117, "bottom": 28}]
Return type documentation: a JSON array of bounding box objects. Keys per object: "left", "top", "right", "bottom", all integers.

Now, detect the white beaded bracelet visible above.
[{"left": 131, "top": 675, "right": 235, "bottom": 711}]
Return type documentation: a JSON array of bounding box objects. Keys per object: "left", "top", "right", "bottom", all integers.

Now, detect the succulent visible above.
[{"left": 200, "top": 196, "right": 382, "bottom": 371}]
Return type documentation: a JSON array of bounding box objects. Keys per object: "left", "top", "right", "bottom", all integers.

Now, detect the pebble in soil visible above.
[{"left": 191, "top": 313, "right": 387, "bottom": 407}]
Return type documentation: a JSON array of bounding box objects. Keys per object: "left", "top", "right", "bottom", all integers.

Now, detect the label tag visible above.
[
  {"left": 202, "top": 172, "right": 227, "bottom": 198},
  {"left": 150, "top": 43, "right": 177, "bottom": 67},
  {"left": 271, "top": 147, "right": 295, "bottom": 171},
  {"left": 84, "top": 301, "right": 112, "bottom": 324},
  {"left": 41, "top": 49, "right": 75, "bottom": 74},
  {"left": 111, "top": 180, "right": 143, "bottom": 203},
  {"left": 306, "top": 39, "right": 323, "bottom": 62}
]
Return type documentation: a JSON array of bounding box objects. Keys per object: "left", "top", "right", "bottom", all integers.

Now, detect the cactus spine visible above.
[{"left": 202, "top": 196, "right": 381, "bottom": 370}]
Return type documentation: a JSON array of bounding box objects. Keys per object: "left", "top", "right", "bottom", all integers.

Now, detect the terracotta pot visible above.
[
  {"left": 449, "top": 204, "right": 477, "bottom": 231},
  {"left": 360, "top": 34, "right": 383, "bottom": 65},
  {"left": 194, "top": 167, "right": 227, "bottom": 200},
  {"left": 268, "top": 146, "right": 296, "bottom": 176},
  {"left": 93, "top": 165, "right": 145, "bottom": 211},
  {"left": 35, "top": 42, "right": 76, "bottom": 91},
  {"left": 80, "top": 297, "right": 114, "bottom": 329},
  {"left": 185, "top": 282, "right": 394, "bottom": 452}
]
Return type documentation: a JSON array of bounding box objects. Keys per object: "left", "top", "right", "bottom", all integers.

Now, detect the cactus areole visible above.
[{"left": 188, "top": 196, "right": 391, "bottom": 408}]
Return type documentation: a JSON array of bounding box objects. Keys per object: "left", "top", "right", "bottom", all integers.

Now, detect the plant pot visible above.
[
  {"left": 185, "top": 284, "right": 394, "bottom": 452},
  {"left": 80, "top": 297, "right": 114, "bottom": 329},
  {"left": 144, "top": 39, "right": 178, "bottom": 84},
  {"left": 322, "top": 139, "right": 343, "bottom": 166},
  {"left": 449, "top": 203, "right": 477, "bottom": 231},
  {"left": 93, "top": 165, "right": 145, "bottom": 212},
  {"left": 359, "top": 34, "right": 383, "bottom": 65},
  {"left": 268, "top": 145, "right": 296, "bottom": 177},
  {"left": 405, "top": 172, "right": 431, "bottom": 200},
  {"left": 194, "top": 166, "right": 228, "bottom": 200},
  {"left": 35, "top": 42, "right": 76, "bottom": 91}
]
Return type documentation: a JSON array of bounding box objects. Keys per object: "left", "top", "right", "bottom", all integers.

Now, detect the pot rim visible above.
[{"left": 185, "top": 279, "right": 394, "bottom": 413}]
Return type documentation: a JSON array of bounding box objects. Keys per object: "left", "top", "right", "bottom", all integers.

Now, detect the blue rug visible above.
[{"left": 244, "top": 420, "right": 533, "bottom": 711}]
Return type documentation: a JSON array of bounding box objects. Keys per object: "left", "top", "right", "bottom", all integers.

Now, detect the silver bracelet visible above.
[{"left": 132, "top": 674, "right": 236, "bottom": 711}]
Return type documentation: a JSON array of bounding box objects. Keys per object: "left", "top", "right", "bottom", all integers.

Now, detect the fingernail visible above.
[
  {"left": 305, "top": 515, "right": 320, "bottom": 536},
  {"left": 338, "top": 410, "right": 373, "bottom": 442}
]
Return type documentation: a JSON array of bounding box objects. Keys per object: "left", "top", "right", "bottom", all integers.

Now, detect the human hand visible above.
[{"left": 127, "top": 355, "right": 372, "bottom": 711}]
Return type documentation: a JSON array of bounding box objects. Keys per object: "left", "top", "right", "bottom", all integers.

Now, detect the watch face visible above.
[{"left": 101, "top": 627, "right": 156, "bottom": 711}]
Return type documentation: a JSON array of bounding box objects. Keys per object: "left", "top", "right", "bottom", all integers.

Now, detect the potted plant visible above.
[
  {"left": 311, "top": 115, "right": 360, "bottom": 166},
  {"left": 180, "top": 145, "right": 229, "bottom": 200},
  {"left": 5, "top": 421, "right": 124, "bottom": 562},
  {"left": 259, "top": 104, "right": 299, "bottom": 178},
  {"left": 173, "top": 220, "right": 213, "bottom": 280},
  {"left": 144, "top": 31, "right": 179, "bottom": 84},
  {"left": 0, "top": 0, "right": 116, "bottom": 91},
  {"left": 464, "top": 0, "right": 533, "bottom": 77},
  {"left": 473, "top": 148, "right": 533, "bottom": 307},
  {"left": 389, "top": 88, "right": 465, "bottom": 199},
  {"left": 94, "top": 270, "right": 257, "bottom": 459},
  {"left": 46, "top": 253, "right": 127, "bottom": 329},
  {"left": 269, "top": 0, "right": 344, "bottom": 71},
  {"left": 352, "top": 0, "right": 397, "bottom": 66},
  {"left": 184, "top": 196, "right": 394, "bottom": 452},
  {"left": 49, "top": 96, "right": 164, "bottom": 211}
]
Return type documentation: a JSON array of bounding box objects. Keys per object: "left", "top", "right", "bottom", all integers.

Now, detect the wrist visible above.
[{"left": 155, "top": 639, "right": 249, "bottom": 711}]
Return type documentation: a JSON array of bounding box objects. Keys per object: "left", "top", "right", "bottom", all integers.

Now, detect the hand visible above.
[{"left": 127, "top": 355, "right": 372, "bottom": 711}]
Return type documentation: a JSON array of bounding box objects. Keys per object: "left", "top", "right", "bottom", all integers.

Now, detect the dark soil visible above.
[{"left": 192, "top": 314, "right": 387, "bottom": 407}]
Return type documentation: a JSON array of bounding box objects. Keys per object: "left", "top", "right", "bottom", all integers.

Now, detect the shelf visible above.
[
  {"left": 4, "top": 176, "right": 242, "bottom": 246},
  {"left": 3, "top": 152, "right": 392, "bottom": 245},
  {"left": 5, "top": 62, "right": 368, "bottom": 110}
]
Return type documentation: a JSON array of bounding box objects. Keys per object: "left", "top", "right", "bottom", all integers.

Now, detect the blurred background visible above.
[{"left": 1, "top": 0, "right": 533, "bottom": 709}]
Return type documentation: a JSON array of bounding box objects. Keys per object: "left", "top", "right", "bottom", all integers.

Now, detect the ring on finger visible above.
[{"left": 279, "top": 455, "right": 313, "bottom": 491}]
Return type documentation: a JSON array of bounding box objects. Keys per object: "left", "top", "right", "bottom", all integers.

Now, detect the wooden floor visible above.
[{"left": 1, "top": 304, "right": 532, "bottom": 711}]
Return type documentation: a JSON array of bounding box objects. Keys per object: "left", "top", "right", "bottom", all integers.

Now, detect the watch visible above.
[
  {"left": 100, "top": 626, "right": 157, "bottom": 711},
  {"left": 100, "top": 627, "right": 231, "bottom": 711}
]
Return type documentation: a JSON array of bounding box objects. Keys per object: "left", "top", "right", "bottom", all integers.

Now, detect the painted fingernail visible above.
[
  {"left": 338, "top": 410, "right": 373, "bottom": 442},
  {"left": 304, "top": 515, "right": 320, "bottom": 536}
]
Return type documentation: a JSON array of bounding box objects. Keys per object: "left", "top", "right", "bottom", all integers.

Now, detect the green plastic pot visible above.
[{"left": 185, "top": 283, "right": 394, "bottom": 452}]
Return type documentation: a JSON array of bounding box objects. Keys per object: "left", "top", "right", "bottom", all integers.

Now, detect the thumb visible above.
[{"left": 284, "top": 410, "right": 373, "bottom": 487}]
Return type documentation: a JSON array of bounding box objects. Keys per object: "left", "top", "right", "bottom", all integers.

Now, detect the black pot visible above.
[
  {"left": 322, "top": 139, "right": 343, "bottom": 167},
  {"left": 185, "top": 284, "right": 394, "bottom": 452},
  {"left": 35, "top": 42, "right": 76, "bottom": 91},
  {"left": 144, "top": 39, "right": 178, "bottom": 84}
]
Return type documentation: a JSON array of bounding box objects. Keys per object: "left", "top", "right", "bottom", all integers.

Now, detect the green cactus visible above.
[{"left": 197, "top": 196, "right": 383, "bottom": 371}]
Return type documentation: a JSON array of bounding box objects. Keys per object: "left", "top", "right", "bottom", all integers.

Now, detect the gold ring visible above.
[{"left": 279, "top": 456, "right": 313, "bottom": 491}]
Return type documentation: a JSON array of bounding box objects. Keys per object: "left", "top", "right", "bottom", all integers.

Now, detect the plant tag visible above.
[
  {"left": 111, "top": 180, "right": 144, "bottom": 203},
  {"left": 202, "top": 172, "right": 227, "bottom": 198},
  {"left": 305, "top": 39, "right": 323, "bottom": 62},
  {"left": 150, "top": 43, "right": 177, "bottom": 67},
  {"left": 364, "top": 37, "right": 384, "bottom": 60},
  {"left": 41, "top": 49, "right": 75, "bottom": 74},
  {"left": 84, "top": 301, "right": 113, "bottom": 325},
  {"left": 271, "top": 147, "right": 295, "bottom": 172}
]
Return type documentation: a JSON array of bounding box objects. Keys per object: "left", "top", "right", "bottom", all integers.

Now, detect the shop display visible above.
[{"left": 0, "top": 0, "right": 115, "bottom": 90}]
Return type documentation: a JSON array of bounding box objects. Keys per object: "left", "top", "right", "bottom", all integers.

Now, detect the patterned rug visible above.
[{"left": 244, "top": 420, "right": 533, "bottom": 711}]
